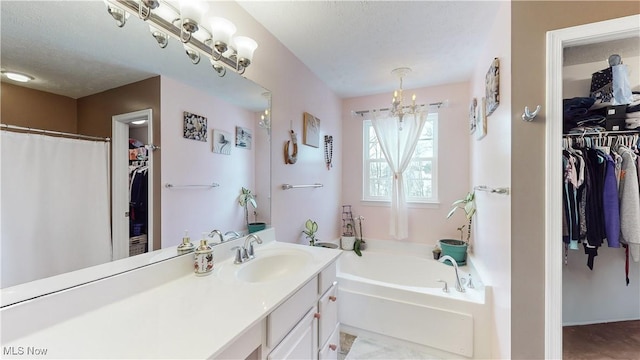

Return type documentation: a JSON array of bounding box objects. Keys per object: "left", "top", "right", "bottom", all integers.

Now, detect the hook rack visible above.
[
  {"left": 281, "top": 183, "right": 323, "bottom": 190},
  {"left": 165, "top": 182, "right": 220, "bottom": 189},
  {"left": 522, "top": 105, "right": 541, "bottom": 122},
  {"left": 474, "top": 185, "right": 510, "bottom": 195}
]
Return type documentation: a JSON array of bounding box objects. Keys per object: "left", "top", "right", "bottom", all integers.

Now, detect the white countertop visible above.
[{"left": 1, "top": 231, "right": 342, "bottom": 359}]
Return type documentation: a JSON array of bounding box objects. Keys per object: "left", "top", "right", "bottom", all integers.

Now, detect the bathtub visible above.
[{"left": 337, "top": 245, "right": 492, "bottom": 359}]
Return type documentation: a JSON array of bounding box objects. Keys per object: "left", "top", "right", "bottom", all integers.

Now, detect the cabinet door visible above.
[
  {"left": 318, "top": 284, "right": 338, "bottom": 346},
  {"left": 268, "top": 307, "right": 318, "bottom": 360},
  {"left": 318, "top": 324, "right": 340, "bottom": 360}
]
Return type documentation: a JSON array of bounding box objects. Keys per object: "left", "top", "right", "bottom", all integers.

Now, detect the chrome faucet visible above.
[
  {"left": 224, "top": 231, "right": 241, "bottom": 240},
  {"left": 208, "top": 229, "right": 224, "bottom": 243},
  {"left": 438, "top": 255, "right": 465, "bottom": 293},
  {"left": 244, "top": 234, "right": 263, "bottom": 259},
  {"left": 231, "top": 234, "right": 263, "bottom": 264}
]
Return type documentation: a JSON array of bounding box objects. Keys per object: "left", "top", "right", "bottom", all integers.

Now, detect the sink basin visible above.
[{"left": 236, "top": 249, "right": 312, "bottom": 283}]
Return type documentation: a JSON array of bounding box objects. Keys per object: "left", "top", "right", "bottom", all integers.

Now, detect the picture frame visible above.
[
  {"left": 235, "top": 126, "right": 252, "bottom": 150},
  {"left": 485, "top": 57, "right": 500, "bottom": 116},
  {"left": 183, "top": 111, "right": 207, "bottom": 142},
  {"left": 469, "top": 98, "right": 477, "bottom": 134},
  {"left": 212, "top": 129, "right": 232, "bottom": 155},
  {"left": 303, "top": 112, "right": 320, "bottom": 148},
  {"left": 476, "top": 97, "right": 487, "bottom": 140}
]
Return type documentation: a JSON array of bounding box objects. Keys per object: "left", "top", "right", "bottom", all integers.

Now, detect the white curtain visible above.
[
  {"left": 370, "top": 110, "right": 427, "bottom": 239},
  {"left": 1, "top": 131, "right": 112, "bottom": 288}
]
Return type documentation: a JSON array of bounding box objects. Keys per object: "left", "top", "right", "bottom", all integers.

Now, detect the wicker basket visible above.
[{"left": 129, "top": 234, "right": 148, "bottom": 256}]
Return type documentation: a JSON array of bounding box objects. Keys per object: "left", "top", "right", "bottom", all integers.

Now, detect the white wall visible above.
[
  {"left": 160, "top": 76, "right": 255, "bottom": 247},
  {"left": 561, "top": 40, "right": 640, "bottom": 325},
  {"left": 468, "top": 2, "right": 511, "bottom": 358},
  {"left": 341, "top": 82, "right": 471, "bottom": 245}
]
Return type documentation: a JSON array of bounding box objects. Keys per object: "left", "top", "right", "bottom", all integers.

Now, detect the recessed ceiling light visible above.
[
  {"left": 131, "top": 120, "right": 147, "bottom": 125},
  {"left": 1, "top": 71, "right": 34, "bottom": 83}
]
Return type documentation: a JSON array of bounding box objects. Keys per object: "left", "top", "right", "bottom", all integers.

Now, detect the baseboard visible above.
[{"left": 563, "top": 317, "right": 640, "bottom": 327}]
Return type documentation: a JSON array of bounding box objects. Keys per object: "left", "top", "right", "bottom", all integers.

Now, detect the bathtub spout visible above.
[{"left": 438, "top": 255, "right": 465, "bottom": 293}]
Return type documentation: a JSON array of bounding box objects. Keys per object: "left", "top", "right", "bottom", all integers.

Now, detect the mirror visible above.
[{"left": 0, "top": 1, "right": 271, "bottom": 304}]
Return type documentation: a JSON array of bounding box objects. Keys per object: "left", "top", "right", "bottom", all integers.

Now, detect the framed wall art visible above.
[
  {"left": 476, "top": 97, "right": 487, "bottom": 140},
  {"left": 212, "top": 129, "right": 231, "bottom": 155},
  {"left": 183, "top": 111, "right": 207, "bottom": 142},
  {"left": 303, "top": 112, "right": 320, "bottom": 148},
  {"left": 235, "top": 126, "right": 252, "bottom": 149},
  {"left": 469, "top": 98, "right": 477, "bottom": 134},
  {"left": 485, "top": 57, "right": 500, "bottom": 116}
]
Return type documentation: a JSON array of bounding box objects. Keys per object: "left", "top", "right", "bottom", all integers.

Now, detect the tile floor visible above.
[{"left": 340, "top": 332, "right": 441, "bottom": 360}]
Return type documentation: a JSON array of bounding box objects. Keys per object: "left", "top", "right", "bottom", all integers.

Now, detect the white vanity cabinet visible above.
[{"left": 266, "top": 259, "right": 339, "bottom": 360}]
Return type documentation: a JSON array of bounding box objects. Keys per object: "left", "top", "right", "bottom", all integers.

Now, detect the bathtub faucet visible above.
[{"left": 438, "top": 255, "right": 465, "bottom": 293}]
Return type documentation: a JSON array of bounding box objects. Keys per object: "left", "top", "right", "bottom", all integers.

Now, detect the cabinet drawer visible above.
[
  {"left": 318, "top": 283, "right": 338, "bottom": 346},
  {"left": 267, "top": 278, "right": 317, "bottom": 348},
  {"left": 318, "top": 323, "right": 340, "bottom": 360},
  {"left": 268, "top": 307, "right": 318, "bottom": 360},
  {"left": 318, "top": 261, "right": 337, "bottom": 296}
]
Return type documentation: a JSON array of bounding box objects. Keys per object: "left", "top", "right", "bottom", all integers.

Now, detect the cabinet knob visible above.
[
  {"left": 329, "top": 296, "right": 337, "bottom": 302},
  {"left": 329, "top": 344, "right": 337, "bottom": 351},
  {"left": 314, "top": 313, "right": 321, "bottom": 319}
]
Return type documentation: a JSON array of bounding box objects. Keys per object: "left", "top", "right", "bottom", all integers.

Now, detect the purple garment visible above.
[{"left": 603, "top": 153, "right": 620, "bottom": 248}]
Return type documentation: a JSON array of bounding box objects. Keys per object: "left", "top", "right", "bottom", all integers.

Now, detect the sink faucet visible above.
[
  {"left": 208, "top": 229, "right": 224, "bottom": 243},
  {"left": 438, "top": 255, "right": 465, "bottom": 292},
  {"left": 224, "top": 231, "right": 241, "bottom": 240},
  {"left": 244, "top": 234, "right": 263, "bottom": 259},
  {"left": 231, "top": 234, "right": 264, "bottom": 264}
]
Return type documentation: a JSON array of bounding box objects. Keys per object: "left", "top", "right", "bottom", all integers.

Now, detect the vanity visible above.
[{"left": 0, "top": 228, "right": 342, "bottom": 359}]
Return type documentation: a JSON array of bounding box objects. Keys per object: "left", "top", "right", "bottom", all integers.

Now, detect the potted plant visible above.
[
  {"left": 302, "top": 219, "right": 318, "bottom": 246},
  {"left": 238, "top": 187, "right": 266, "bottom": 233},
  {"left": 439, "top": 191, "right": 476, "bottom": 265}
]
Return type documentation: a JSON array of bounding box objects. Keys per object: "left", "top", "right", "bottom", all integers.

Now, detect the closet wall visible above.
[{"left": 562, "top": 37, "right": 640, "bottom": 325}]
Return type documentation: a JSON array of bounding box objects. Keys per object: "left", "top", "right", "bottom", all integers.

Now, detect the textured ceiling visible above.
[
  {"left": 1, "top": 1, "right": 502, "bottom": 104},
  {"left": 238, "top": 0, "right": 502, "bottom": 98},
  {"left": 0, "top": 1, "right": 268, "bottom": 110}
]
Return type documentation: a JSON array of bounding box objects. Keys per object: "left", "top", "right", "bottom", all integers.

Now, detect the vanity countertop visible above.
[{"left": 0, "top": 229, "right": 342, "bottom": 359}]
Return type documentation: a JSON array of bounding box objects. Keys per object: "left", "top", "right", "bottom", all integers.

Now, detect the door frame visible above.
[
  {"left": 545, "top": 14, "right": 640, "bottom": 359},
  {"left": 112, "top": 109, "right": 154, "bottom": 260}
]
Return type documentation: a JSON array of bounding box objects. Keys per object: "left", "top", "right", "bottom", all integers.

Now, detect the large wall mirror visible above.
[{"left": 0, "top": 1, "right": 271, "bottom": 305}]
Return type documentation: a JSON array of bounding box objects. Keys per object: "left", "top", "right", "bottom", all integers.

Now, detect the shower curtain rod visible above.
[
  {"left": 353, "top": 101, "right": 444, "bottom": 116},
  {"left": 1, "top": 124, "right": 111, "bottom": 142}
]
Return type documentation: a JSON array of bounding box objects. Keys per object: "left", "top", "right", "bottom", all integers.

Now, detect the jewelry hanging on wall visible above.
[
  {"left": 324, "top": 135, "right": 333, "bottom": 170},
  {"left": 284, "top": 129, "right": 298, "bottom": 164}
]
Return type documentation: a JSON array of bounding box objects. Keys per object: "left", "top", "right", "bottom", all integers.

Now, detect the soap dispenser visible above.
[
  {"left": 177, "top": 230, "right": 195, "bottom": 254},
  {"left": 194, "top": 233, "right": 213, "bottom": 276}
]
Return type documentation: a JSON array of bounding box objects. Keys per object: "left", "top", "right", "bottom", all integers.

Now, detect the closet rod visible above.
[
  {"left": 353, "top": 101, "right": 444, "bottom": 116},
  {"left": 1, "top": 123, "right": 111, "bottom": 142},
  {"left": 563, "top": 130, "right": 640, "bottom": 137}
]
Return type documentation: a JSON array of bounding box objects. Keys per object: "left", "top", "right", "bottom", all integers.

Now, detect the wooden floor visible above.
[{"left": 563, "top": 320, "right": 640, "bottom": 360}]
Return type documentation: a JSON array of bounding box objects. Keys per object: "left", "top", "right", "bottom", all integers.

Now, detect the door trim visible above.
[
  {"left": 112, "top": 109, "right": 153, "bottom": 260},
  {"left": 545, "top": 14, "right": 640, "bottom": 359}
]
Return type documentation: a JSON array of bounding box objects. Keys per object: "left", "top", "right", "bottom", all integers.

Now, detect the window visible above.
[{"left": 362, "top": 113, "right": 438, "bottom": 203}]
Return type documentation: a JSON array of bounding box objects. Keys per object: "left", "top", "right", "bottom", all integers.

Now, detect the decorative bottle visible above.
[
  {"left": 194, "top": 234, "right": 213, "bottom": 276},
  {"left": 177, "top": 230, "right": 195, "bottom": 254}
]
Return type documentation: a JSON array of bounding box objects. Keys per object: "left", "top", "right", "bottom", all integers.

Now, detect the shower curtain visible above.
[{"left": 1, "top": 131, "right": 112, "bottom": 288}]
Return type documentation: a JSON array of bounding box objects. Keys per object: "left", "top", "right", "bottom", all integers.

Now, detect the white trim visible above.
[
  {"left": 112, "top": 109, "right": 154, "bottom": 261},
  {"left": 545, "top": 14, "right": 640, "bottom": 360}
]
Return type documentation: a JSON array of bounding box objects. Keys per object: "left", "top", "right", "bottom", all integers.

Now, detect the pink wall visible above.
[
  {"left": 468, "top": 2, "right": 512, "bottom": 358},
  {"left": 160, "top": 76, "right": 255, "bottom": 247},
  {"left": 212, "top": 2, "right": 343, "bottom": 244},
  {"left": 341, "top": 82, "right": 471, "bottom": 244}
]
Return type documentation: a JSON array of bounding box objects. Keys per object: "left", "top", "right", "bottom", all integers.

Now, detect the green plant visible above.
[
  {"left": 238, "top": 187, "right": 257, "bottom": 228},
  {"left": 447, "top": 191, "right": 476, "bottom": 243},
  {"left": 302, "top": 219, "right": 318, "bottom": 246}
]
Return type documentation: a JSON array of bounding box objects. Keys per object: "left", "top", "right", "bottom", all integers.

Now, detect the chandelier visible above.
[
  {"left": 390, "top": 67, "right": 420, "bottom": 128},
  {"left": 103, "top": 0, "right": 258, "bottom": 77}
]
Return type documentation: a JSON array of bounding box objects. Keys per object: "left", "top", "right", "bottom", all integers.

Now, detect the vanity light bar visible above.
[{"left": 107, "top": 0, "right": 250, "bottom": 75}]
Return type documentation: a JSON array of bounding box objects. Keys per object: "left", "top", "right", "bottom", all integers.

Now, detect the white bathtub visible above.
[{"left": 337, "top": 246, "right": 492, "bottom": 359}]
